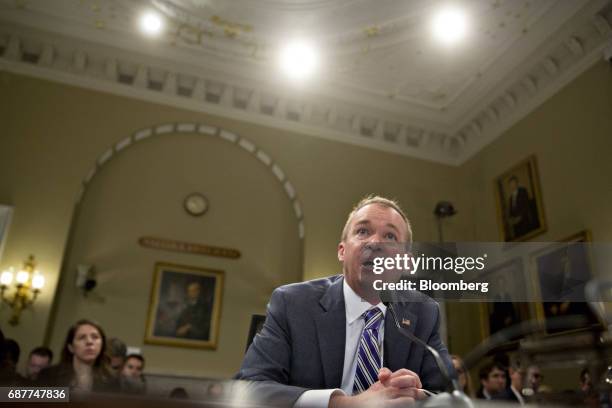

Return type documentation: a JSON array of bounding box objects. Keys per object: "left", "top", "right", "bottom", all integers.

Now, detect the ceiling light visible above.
[
  {"left": 139, "top": 11, "right": 163, "bottom": 36},
  {"left": 432, "top": 7, "right": 467, "bottom": 45},
  {"left": 279, "top": 41, "right": 318, "bottom": 80}
]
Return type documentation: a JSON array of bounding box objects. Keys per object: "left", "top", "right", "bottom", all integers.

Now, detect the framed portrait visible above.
[
  {"left": 479, "top": 258, "right": 530, "bottom": 340},
  {"left": 0, "top": 205, "right": 14, "bottom": 262},
  {"left": 494, "top": 155, "right": 547, "bottom": 242},
  {"left": 531, "top": 230, "right": 601, "bottom": 334},
  {"left": 145, "top": 262, "right": 224, "bottom": 349}
]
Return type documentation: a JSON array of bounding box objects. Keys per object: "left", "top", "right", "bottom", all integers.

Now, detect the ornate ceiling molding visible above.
[
  {"left": 1, "top": 0, "right": 611, "bottom": 165},
  {"left": 0, "top": 21, "right": 454, "bottom": 163}
]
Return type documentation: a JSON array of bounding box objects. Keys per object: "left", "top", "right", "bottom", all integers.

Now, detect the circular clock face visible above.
[{"left": 184, "top": 193, "right": 208, "bottom": 216}]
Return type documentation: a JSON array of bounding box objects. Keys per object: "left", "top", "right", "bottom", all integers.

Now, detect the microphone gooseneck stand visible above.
[{"left": 385, "top": 301, "right": 474, "bottom": 408}]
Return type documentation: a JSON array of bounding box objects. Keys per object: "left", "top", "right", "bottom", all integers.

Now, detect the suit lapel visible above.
[
  {"left": 383, "top": 302, "right": 418, "bottom": 371},
  {"left": 315, "top": 276, "right": 346, "bottom": 388}
]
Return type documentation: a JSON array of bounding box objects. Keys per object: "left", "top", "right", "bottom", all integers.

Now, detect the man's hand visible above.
[{"left": 329, "top": 368, "right": 426, "bottom": 408}]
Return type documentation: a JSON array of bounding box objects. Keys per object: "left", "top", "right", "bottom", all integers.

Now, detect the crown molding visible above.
[{"left": 1, "top": 1, "right": 611, "bottom": 165}]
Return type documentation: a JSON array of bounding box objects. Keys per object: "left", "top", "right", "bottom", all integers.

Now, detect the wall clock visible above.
[{"left": 184, "top": 193, "right": 209, "bottom": 216}]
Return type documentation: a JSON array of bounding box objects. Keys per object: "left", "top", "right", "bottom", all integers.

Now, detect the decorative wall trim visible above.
[
  {"left": 138, "top": 236, "right": 241, "bottom": 259},
  {"left": 1, "top": 4, "right": 611, "bottom": 165},
  {"left": 74, "top": 122, "right": 306, "bottom": 239}
]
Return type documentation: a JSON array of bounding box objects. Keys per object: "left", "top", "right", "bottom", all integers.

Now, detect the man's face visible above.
[
  {"left": 483, "top": 367, "right": 506, "bottom": 394},
  {"left": 510, "top": 367, "right": 523, "bottom": 389},
  {"left": 528, "top": 367, "right": 542, "bottom": 389},
  {"left": 452, "top": 358, "right": 467, "bottom": 390},
  {"left": 338, "top": 204, "right": 407, "bottom": 300},
  {"left": 26, "top": 354, "right": 50, "bottom": 380},
  {"left": 121, "top": 357, "right": 144, "bottom": 379},
  {"left": 110, "top": 356, "right": 125, "bottom": 373},
  {"left": 187, "top": 283, "right": 201, "bottom": 301}
]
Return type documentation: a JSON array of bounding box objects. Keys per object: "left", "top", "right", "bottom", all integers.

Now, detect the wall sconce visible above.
[
  {"left": 76, "top": 264, "right": 97, "bottom": 296},
  {"left": 433, "top": 201, "right": 457, "bottom": 243},
  {"left": 0, "top": 255, "right": 45, "bottom": 325}
]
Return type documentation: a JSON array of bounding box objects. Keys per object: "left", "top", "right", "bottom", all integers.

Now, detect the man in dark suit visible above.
[
  {"left": 476, "top": 362, "right": 507, "bottom": 400},
  {"left": 236, "top": 196, "right": 452, "bottom": 407},
  {"left": 175, "top": 281, "right": 211, "bottom": 340},
  {"left": 507, "top": 176, "right": 536, "bottom": 239}
]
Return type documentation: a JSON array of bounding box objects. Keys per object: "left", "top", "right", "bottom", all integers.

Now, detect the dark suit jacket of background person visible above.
[
  {"left": 508, "top": 186, "right": 534, "bottom": 237},
  {"left": 37, "top": 364, "right": 119, "bottom": 393},
  {"left": 236, "top": 275, "right": 453, "bottom": 406}
]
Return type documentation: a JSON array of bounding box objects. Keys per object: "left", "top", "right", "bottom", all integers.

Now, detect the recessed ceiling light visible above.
[
  {"left": 279, "top": 40, "right": 318, "bottom": 80},
  {"left": 139, "top": 11, "right": 163, "bottom": 36},
  {"left": 432, "top": 7, "right": 468, "bottom": 45}
]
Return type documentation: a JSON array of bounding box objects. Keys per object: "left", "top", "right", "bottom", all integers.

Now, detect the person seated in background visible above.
[
  {"left": 476, "top": 362, "right": 507, "bottom": 400},
  {"left": 38, "top": 319, "right": 118, "bottom": 393},
  {"left": 0, "top": 330, "right": 7, "bottom": 384},
  {"left": 119, "top": 354, "right": 146, "bottom": 395},
  {"left": 108, "top": 337, "right": 127, "bottom": 376},
  {"left": 505, "top": 356, "right": 525, "bottom": 405},
  {"left": 0, "top": 337, "right": 22, "bottom": 385},
  {"left": 24, "top": 346, "right": 53, "bottom": 383},
  {"left": 579, "top": 368, "right": 592, "bottom": 394},
  {"left": 451, "top": 354, "right": 474, "bottom": 397},
  {"left": 578, "top": 368, "right": 598, "bottom": 406},
  {"left": 4, "top": 339, "right": 25, "bottom": 384},
  {"left": 0, "top": 330, "right": 11, "bottom": 386},
  {"left": 237, "top": 196, "right": 452, "bottom": 407},
  {"left": 207, "top": 382, "right": 224, "bottom": 400},
  {"left": 169, "top": 387, "right": 189, "bottom": 399},
  {"left": 526, "top": 364, "right": 552, "bottom": 394}
]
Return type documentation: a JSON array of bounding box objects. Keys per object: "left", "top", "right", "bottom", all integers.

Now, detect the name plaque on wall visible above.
[{"left": 138, "top": 236, "right": 241, "bottom": 259}]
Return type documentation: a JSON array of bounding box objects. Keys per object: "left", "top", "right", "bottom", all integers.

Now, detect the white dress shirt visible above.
[
  {"left": 294, "top": 280, "right": 386, "bottom": 408},
  {"left": 510, "top": 386, "right": 525, "bottom": 405}
]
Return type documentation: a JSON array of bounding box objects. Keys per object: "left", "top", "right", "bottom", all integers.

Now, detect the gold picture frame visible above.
[
  {"left": 478, "top": 257, "right": 530, "bottom": 341},
  {"left": 144, "top": 262, "right": 224, "bottom": 349},
  {"left": 531, "top": 230, "right": 601, "bottom": 334},
  {"left": 494, "top": 155, "right": 547, "bottom": 242}
]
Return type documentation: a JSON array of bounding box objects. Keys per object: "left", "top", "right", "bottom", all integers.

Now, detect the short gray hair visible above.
[
  {"left": 108, "top": 337, "right": 127, "bottom": 358},
  {"left": 341, "top": 195, "right": 412, "bottom": 242}
]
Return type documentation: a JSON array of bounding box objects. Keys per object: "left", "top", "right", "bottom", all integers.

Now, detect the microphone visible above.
[{"left": 382, "top": 297, "right": 474, "bottom": 408}]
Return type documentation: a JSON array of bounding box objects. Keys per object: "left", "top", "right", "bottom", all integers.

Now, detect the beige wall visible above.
[
  {"left": 48, "top": 132, "right": 303, "bottom": 378},
  {"left": 0, "top": 71, "right": 467, "bottom": 376}
]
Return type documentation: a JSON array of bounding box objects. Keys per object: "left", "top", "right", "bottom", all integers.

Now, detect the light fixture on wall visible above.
[
  {"left": 433, "top": 201, "right": 457, "bottom": 243},
  {"left": 76, "top": 264, "right": 97, "bottom": 296},
  {"left": 0, "top": 255, "right": 45, "bottom": 325}
]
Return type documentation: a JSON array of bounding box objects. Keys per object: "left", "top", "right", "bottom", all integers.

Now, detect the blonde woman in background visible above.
[{"left": 452, "top": 354, "right": 475, "bottom": 397}]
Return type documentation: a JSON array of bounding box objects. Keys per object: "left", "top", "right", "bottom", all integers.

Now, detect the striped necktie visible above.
[{"left": 353, "top": 307, "right": 384, "bottom": 394}]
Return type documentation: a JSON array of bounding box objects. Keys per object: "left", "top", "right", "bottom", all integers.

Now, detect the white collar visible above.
[
  {"left": 343, "top": 278, "right": 386, "bottom": 325},
  {"left": 511, "top": 386, "right": 525, "bottom": 404}
]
